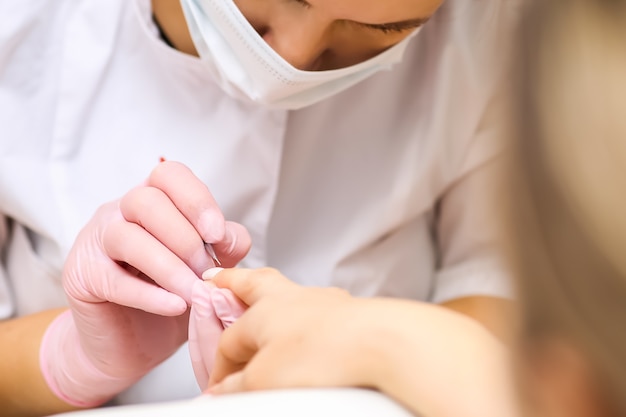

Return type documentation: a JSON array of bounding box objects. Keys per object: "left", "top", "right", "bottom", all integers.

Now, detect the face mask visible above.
[{"left": 179, "top": 0, "right": 420, "bottom": 110}]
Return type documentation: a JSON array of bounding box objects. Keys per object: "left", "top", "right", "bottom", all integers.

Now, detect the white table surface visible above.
[{"left": 50, "top": 388, "right": 415, "bottom": 417}]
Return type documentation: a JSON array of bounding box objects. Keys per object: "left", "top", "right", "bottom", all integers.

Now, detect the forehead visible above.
[{"left": 309, "top": 0, "right": 443, "bottom": 23}]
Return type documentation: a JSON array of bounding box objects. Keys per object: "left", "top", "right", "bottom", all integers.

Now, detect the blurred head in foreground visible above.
[{"left": 506, "top": 1, "right": 626, "bottom": 416}]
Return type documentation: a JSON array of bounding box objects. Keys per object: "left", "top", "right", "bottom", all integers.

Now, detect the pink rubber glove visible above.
[
  {"left": 189, "top": 268, "right": 247, "bottom": 391},
  {"left": 40, "top": 162, "right": 251, "bottom": 407}
]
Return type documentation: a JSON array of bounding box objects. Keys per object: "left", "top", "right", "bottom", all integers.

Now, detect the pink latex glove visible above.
[
  {"left": 40, "top": 162, "right": 251, "bottom": 407},
  {"left": 189, "top": 268, "right": 247, "bottom": 391}
]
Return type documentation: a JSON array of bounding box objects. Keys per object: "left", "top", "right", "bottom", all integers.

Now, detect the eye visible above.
[
  {"left": 290, "top": 0, "right": 312, "bottom": 9},
  {"left": 362, "top": 23, "right": 419, "bottom": 35}
]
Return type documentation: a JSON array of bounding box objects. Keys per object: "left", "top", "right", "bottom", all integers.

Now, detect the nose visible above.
[{"left": 256, "top": 21, "right": 330, "bottom": 71}]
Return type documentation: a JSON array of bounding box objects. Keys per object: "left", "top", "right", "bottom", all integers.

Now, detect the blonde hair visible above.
[{"left": 506, "top": 0, "right": 626, "bottom": 412}]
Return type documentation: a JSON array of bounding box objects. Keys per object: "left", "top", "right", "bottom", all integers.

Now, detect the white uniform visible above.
[{"left": 0, "top": 0, "right": 515, "bottom": 405}]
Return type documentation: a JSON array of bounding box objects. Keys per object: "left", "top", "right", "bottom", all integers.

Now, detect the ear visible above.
[{"left": 518, "top": 340, "right": 613, "bottom": 417}]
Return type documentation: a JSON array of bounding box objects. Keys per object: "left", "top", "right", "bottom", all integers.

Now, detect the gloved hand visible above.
[
  {"left": 39, "top": 161, "right": 251, "bottom": 407},
  {"left": 188, "top": 269, "right": 247, "bottom": 391}
]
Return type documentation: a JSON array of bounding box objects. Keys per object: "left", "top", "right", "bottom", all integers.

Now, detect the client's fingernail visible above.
[{"left": 202, "top": 267, "right": 224, "bottom": 280}]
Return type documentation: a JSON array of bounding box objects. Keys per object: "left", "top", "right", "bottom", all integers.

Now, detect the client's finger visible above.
[
  {"left": 204, "top": 267, "right": 296, "bottom": 306},
  {"left": 208, "top": 371, "right": 245, "bottom": 394},
  {"left": 208, "top": 312, "right": 260, "bottom": 386}
]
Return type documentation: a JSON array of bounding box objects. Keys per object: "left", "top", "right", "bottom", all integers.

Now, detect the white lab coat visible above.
[{"left": 0, "top": 0, "right": 515, "bottom": 405}]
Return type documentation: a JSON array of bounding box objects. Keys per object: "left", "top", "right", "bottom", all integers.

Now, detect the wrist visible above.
[
  {"left": 347, "top": 299, "right": 408, "bottom": 391},
  {"left": 39, "top": 310, "right": 126, "bottom": 408},
  {"left": 368, "top": 300, "right": 517, "bottom": 417}
]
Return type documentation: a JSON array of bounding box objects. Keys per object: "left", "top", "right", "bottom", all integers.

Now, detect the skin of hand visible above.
[
  {"left": 41, "top": 161, "right": 251, "bottom": 407},
  {"left": 203, "top": 268, "right": 519, "bottom": 417}
]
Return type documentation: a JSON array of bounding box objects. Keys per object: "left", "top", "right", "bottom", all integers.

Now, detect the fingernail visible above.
[
  {"left": 198, "top": 211, "right": 225, "bottom": 243},
  {"left": 202, "top": 267, "right": 224, "bottom": 280}
]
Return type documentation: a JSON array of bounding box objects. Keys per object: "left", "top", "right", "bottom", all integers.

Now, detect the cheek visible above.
[
  {"left": 232, "top": 0, "right": 273, "bottom": 35},
  {"left": 325, "top": 28, "right": 412, "bottom": 68}
]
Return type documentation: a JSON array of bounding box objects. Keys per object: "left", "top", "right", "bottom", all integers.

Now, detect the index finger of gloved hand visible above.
[
  {"left": 205, "top": 267, "right": 296, "bottom": 307},
  {"left": 148, "top": 161, "right": 225, "bottom": 244},
  {"left": 210, "top": 221, "right": 252, "bottom": 268},
  {"left": 119, "top": 186, "right": 215, "bottom": 276},
  {"left": 102, "top": 218, "right": 200, "bottom": 304},
  {"left": 78, "top": 260, "right": 189, "bottom": 316},
  {"left": 189, "top": 280, "right": 226, "bottom": 390}
]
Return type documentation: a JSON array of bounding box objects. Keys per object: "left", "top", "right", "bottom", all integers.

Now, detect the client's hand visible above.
[
  {"left": 204, "top": 268, "right": 375, "bottom": 393},
  {"left": 40, "top": 161, "right": 251, "bottom": 407},
  {"left": 203, "top": 268, "right": 515, "bottom": 417}
]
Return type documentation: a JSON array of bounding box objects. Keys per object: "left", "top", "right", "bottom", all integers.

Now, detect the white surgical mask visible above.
[{"left": 180, "top": 0, "right": 420, "bottom": 110}]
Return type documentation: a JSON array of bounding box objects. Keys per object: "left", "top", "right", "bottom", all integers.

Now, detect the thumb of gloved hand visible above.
[{"left": 189, "top": 271, "right": 247, "bottom": 390}]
